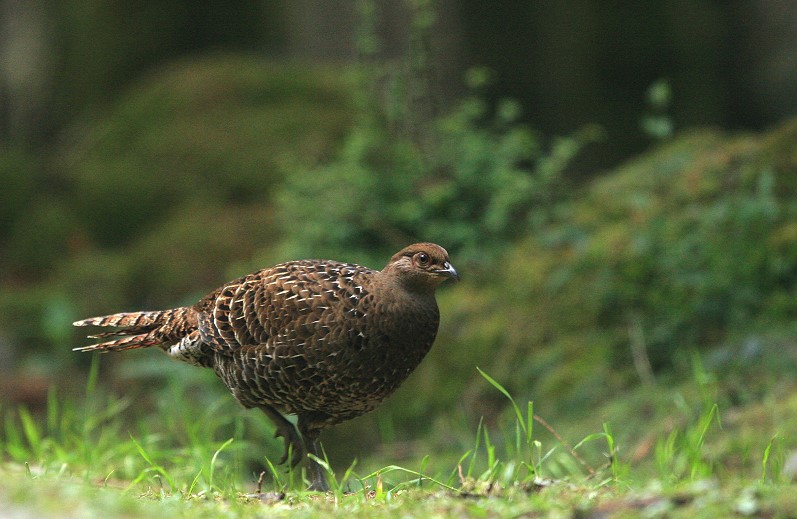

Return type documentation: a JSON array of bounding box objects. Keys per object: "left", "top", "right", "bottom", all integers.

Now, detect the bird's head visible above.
[{"left": 382, "top": 242, "right": 459, "bottom": 292}]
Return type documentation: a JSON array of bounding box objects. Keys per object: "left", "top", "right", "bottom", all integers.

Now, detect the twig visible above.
[
  {"left": 628, "top": 312, "right": 655, "bottom": 386},
  {"left": 256, "top": 471, "right": 266, "bottom": 494},
  {"left": 532, "top": 414, "right": 596, "bottom": 476}
]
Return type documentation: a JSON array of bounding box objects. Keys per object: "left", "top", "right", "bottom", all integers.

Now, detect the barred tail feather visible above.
[
  {"left": 73, "top": 310, "right": 168, "bottom": 330},
  {"left": 72, "top": 331, "right": 163, "bottom": 353},
  {"left": 73, "top": 310, "right": 173, "bottom": 353}
]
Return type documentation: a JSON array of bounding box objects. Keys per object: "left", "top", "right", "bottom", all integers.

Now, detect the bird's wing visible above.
[{"left": 196, "top": 261, "right": 371, "bottom": 355}]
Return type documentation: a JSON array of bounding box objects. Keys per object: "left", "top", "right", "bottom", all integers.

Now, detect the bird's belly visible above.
[{"left": 214, "top": 336, "right": 432, "bottom": 419}]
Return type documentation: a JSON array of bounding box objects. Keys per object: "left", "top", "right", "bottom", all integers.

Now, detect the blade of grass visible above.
[
  {"left": 761, "top": 435, "right": 778, "bottom": 483},
  {"left": 527, "top": 401, "right": 534, "bottom": 445},
  {"left": 86, "top": 354, "right": 100, "bottom": 397},
  {"left": 466, "top": 417, "right": 483, "bottom": 479},
  {"left": 187, "top": 470, "right": 202, "bottom": 496},
  {"left": 362, "top": 465, "right": 460, "bottom": 492},
  {"left": 46, "top": 385, "right": 59, "bottom": 437},
  {"left": 263, "top": 456, "right": 285, "bottom": 492},
  {"left": 449, "top": 450, "right": 472, "bottom": 486},
  {"left": 339, "top": 458, "right": 358, "bottom": 492},
  {"left": 127, "top": 434, "right": 176, "bottom": 492},
  {"left": 477, "top": 367, "right": 526, "bottom": 438},
  {"left": 18, "top": 407, "right": 42, "bottom": 459},
  {"left": 208, "top": 437, "right": 234, "bottom": 492},
  {"left": 417, "top": 455, "right": 430, "bottom": 488}
]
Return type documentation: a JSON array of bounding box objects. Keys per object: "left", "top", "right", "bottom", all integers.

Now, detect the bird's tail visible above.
[{"left": 73, "top": 308, "right": 192, "bottom": 353}]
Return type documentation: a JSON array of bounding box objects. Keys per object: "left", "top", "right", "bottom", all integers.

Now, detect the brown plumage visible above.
[{"left": 73, "top": 243, "right": 458, "bottom": 491}]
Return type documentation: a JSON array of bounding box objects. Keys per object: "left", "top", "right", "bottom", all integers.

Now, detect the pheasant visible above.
[{"left": 73, "top": 242, "right": 458, "bottom": 491}]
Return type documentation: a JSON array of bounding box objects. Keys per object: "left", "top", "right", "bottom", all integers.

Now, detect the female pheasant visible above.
[{"left": 73, "top": 242, "right": 458, "bottom": 491}]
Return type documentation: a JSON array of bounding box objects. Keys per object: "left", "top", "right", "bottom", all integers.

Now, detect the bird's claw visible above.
[{"left": 273, "top": 425, "right": 304, "bottom": 467}]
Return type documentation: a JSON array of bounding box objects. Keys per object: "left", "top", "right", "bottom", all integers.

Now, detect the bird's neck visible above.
[
  {"left": 378, "top": 270, "right": 439, "bottom": 297},
  {"left": 371, "top": 272, "right": 439, "bottom": 335}
]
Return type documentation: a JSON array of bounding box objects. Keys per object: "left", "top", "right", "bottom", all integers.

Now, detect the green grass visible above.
[{"left": 2, "top": 357, "right": 797, "bottom": 517}]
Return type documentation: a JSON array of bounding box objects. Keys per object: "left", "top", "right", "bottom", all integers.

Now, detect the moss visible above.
[
  {"left": 60, "top": 53, "right": 355, "bottom": 248},
  {"left": 431, "top": 120, "right": 797, "bottom": 418}
]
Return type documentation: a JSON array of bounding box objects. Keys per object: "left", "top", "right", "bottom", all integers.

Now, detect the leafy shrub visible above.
[
  {"left": 444, "top": 120, "right": 797, "bottom": 416},
  {"left": 275, "top": 74, "right": 598, "bottom": 265}
]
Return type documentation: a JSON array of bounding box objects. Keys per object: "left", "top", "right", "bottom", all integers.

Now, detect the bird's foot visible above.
[
  {"left": 273, "top": 423, "right": 304, "bottom": 467},
  {"left": 256, "top": 404, "right": 305, "bottom": 468}
]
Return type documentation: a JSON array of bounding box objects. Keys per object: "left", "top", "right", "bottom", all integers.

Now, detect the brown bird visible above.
[{"left": 73, "top": 243, "right": 458, "bottom": 491}]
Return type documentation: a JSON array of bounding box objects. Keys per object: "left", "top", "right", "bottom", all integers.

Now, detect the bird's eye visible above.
[{"left": 416, "top": 252, "right": 430, "bottom": 266}]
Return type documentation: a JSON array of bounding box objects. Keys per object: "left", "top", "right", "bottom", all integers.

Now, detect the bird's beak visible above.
[{"left": 436, "top": 262, "right": 460, "bottom": 281}]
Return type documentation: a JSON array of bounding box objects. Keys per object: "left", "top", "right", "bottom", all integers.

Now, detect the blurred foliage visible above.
[
  {"left": 0, "top": 149, "right": 39, "bottom": 241},
  {"left": 641, "top": 78, "right": 674, "bottom": 140},
  {"left": 0, "top": 54, "right": 356, "bottom": 364},
  {"left": 274, "top": 69, "right": 601, "bottom": 266},
  {"left": 61, "top": 54, "right": 354, "bottom": 248},
  {"left": 46, "top": 1, "right": 279, "bottom": 132},
  {"left": 408, "top": 119, "right": 797, "bottom": 429}
]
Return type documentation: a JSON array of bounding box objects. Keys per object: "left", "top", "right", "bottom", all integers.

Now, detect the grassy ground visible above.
[{"left": 2, "top": 357, "right": 797, "bottom": 518}]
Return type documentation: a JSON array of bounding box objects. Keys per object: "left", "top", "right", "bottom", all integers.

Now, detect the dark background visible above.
[{"left": 3, "top": 1, "right": 795, "bottom": 166}]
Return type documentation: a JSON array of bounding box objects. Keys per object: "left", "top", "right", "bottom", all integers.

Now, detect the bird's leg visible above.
[
  {"left": 304, "top": 435, "right": 330, "bottom": 492},
  {"left": 256, "top": 404, "right": 304, "bottom": 467},
  {"left": 298, "top": 419, "right": 330, "bottom": 492}
]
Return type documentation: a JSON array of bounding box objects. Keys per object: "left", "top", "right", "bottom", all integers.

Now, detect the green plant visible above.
[
  {"left": 275, "top": 86, "right": 596, "bottom": 265},
  {"left": 641, "top": 78, "right": 674, "bottom": 140},
  {"left": 273, "top": 3, "right": 597, "bottom": 265},
  {"left": 655, "top": 403, "right": 721, "bottom": 482}
]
